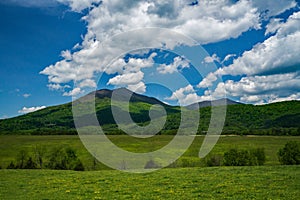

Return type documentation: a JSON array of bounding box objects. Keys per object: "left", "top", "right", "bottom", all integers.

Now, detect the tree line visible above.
[
  {"left": 204, "top": 141, "right": 300, "bottom": 167},
  {"left": 6, "top": 146, "right": 84, "bottom": 171},
  {"left": 2, "top": 141, "right": 299, "bottom": 170}
]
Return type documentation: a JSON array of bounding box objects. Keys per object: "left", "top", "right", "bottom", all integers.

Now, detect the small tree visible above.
[
  {"left": 16, "top": 150, "right": 28, "bottom": 169},
  {"left": 7, "top": 161, "right": 16, "bottom": 169},
  {"left": 223, "top": 149, "right": 240, "bottom": 166},
  {"left": 92, "top": 157, "right": 98, "bottom": 170},
  {"left": 238, "top": 150, "right": 252, "bottom": 166},
  {"left": 180, "top": 158, "right": 191, "bottom": 168},
  {"left": 24, "top": 157, "right": 37, "bottom": 169},
  {"left": 144, "top": 159, "right": 160, "bottom": 169},
  {"left": 34, "top": 145, "right": 45, "bottom": 169},
  {"left": 250, "top": 148, "right": 265, "bottom": 165},
  {"left": 73, "top": 160, "right": 85, "bottom": 171},
  {"left": 278, "top": 141, "right": 300, "bottom": 165},
  {"left": 205, "top": 154, "right": 222, "bottom": 167},
  {"left": 46, "top": 146, "right": 84, "bottom": 170},
  {"left": 47, "top": 147, "right": 67, "bottom": 170}
]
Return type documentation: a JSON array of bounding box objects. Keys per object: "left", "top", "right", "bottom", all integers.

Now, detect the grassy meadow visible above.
[
  {"left": 0, "top": 135, "right": 300, "bottom": 169},
  {"left": 1, "top": 135, "right": 300, "bottom": 199},
  {"left": 0, "top": 166, "right": 299, "bottom": 199}
]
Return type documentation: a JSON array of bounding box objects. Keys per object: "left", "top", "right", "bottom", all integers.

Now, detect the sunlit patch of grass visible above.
[{"left": 0, "top": 166, "right": 299, "bottom": 199}]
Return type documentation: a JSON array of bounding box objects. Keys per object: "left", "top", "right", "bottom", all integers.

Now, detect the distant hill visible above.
[
  {"left": 92, "top": 88, "right": 165, "bottom": 105},
  {"left": 186, "top": 98, "right": 243, "bottom": 110},
  {"left": 0, "top": 88, "right": 299, "bottom": 135}
]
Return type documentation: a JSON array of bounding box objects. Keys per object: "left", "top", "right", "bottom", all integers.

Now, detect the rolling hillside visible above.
[{"left": 0, "top": 88, "right": 299, "bottom": 135}]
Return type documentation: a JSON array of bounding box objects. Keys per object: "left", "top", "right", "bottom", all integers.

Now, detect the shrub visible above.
[
  {"left": 223, "top": 149, "right": 242, "bottom": 166},
  {"left": 46, "top": 147, "right": 67, "bottom": 170},
  {"left": 46, "top": 147, "right": 84, "bottom": 170},
  {"left": 73, "top": 160, "right": 85, "bottom": 171},
  {"left": 278, "top": 141, "right": 300, "bottom": 165},
  {"left": 24, "top": 157, "right": 38, "bottom": 169},
  {"left": 250, "top": 148, "right": 265, "bottom": 165},
  {"left": 7, "top": 161, "right": 16, "bottom": 169},
  {"left": 34, "top": 145, "right": 45, "bottom": 169},
  {"left": 179, "top": 158, "right": 191, "bottom": 168},
  {"left": 144, "top": 159, "right": 160, "bottom": 169},
  {"left": 16, "top": 150, "right": 28, "bottom": 169},
  {"left": 205, "top": 155, "right": 222, "bottom": 167},
  {"left": 223, "top": 148, "right": 266, "bottom": 166},
  {"left": 7, "top": 150, "right": 39, "bottom": 169}
]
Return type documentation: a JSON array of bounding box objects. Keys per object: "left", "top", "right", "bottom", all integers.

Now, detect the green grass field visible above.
[
  {"left": 0, "top": 135, "right": 300, "bottom": 199},
  {"left": 1, "top": 135, "right": 300, "bottom": 169},
  {"left": 1, "top": 166, "right": 299, "bottom": 199}
]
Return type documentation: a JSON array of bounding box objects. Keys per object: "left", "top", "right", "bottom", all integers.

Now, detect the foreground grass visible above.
[
  {"left": 0, "top": 166, "right": 299, "bottom": 199},
  {"left": 1, "top": 135, "right": 300, "bottom": 169}
]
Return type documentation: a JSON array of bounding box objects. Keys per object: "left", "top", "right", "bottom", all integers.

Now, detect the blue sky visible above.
[
  {"left": 1, "top": 0, "right": 300, "bottom": 118},
  {"left": 0, "top": 2, "right": 86, "bottom": 118}
]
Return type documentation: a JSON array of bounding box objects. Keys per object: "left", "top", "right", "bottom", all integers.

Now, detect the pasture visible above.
[
  {"left": 0, "top": 135, "right": 300, "bottom": 199},
  {"left": 0, "top": 166, "right": 299, "bottom": 199},
  {"left": 0, "top": 135, "right": 300, "bottom": 169}
]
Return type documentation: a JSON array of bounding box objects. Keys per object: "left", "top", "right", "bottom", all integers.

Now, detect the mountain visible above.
[
  {"left": 0, "top": 88, "right": 299, "bottom": 135},
  {"left": 186, "top": 98, "right": 243, "bottom": 110},
  {"left": 0, "top": 88, "right": 179, "bottom": 135},
  {"left": 92, "top": 88, "right": 165, "bottom": 105}
]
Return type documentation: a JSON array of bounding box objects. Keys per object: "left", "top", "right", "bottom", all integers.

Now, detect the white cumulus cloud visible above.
[
  {"left": 108, "top": 71, "right": 144, "bottom": 86},
  {"left": 127, "top": 81, "right": 146, "bottom": 94},
  {"left": 166, "top": 84, "right": 199, "bottom": 105},
  {"left": 219, "top": 11, "right": 300, "bottom": 77},
  {"left": 198, "top": 10, "right": 300, "bottom": 104},
  {"left": 41, "top": 0, "right": 263, "bottom": 94},
  {"left": 18, "top": 106, "right": 46, "bottom": 114},
  {"left": 78, "top": 79, "right": 97, "bottom": 88},
  {"left": 214, "top": 73, "right": 300, "bottom": 104},
  {"left": 157, "top": 56, "right": 189, "bottom": 74},
  {"left": 198, "top": 72, "right": 218, "bottom": 88},
  {"left": 47, "top": 84, "right": 71, "bottom": 91},
  {"left": 265, "top": 18, "right": 284, "bottom": 35},
  {"left": 252, "top": 0, "right": 297, "bottom": 18},
  {"left": 38, "top": 0, "right": 299, "bottom": 105},
  {"left": 63, "top": 87, "right": 83, "bottom": 96}
]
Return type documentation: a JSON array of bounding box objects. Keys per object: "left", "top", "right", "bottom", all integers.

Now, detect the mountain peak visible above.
[
  {"left": 94, "top": 89, "right": 113, "bottom": 98},
  {"left": 186, "top": 98, "right": 242, "bottom": 110},
  {"left": 91, "top": 88, "right": 165, "bottom": 105},
  {"left": 93, "top": 88, "right": 136, "bottom": 98}
]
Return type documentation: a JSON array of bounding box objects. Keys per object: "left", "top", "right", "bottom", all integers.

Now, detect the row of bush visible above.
[
  {"left": 3, "top": 141, "right": 300, "bottom": 170},
  {"left": 81, "top": 141, "right": 300, "bottom": 169},
  {"left": 6, "top": 146, "right": 84, "bottom": 171},
  {"left": 221, "top": 127, "right": 300, "bottom": 136},
  {"left": 204, "top": 141, "right": 300, "bottom": 167},
  {"left": 204, "top": 148, "right": 266, "bottom": 167}
]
